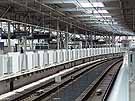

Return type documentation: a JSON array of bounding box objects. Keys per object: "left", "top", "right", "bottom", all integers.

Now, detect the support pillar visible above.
[
  {"left": 31, "top": 27, "right": 34, "bottom": 50},
  {"left": 24, "top": 26, "right": 27, "bottom": 52},
  {"left": 65, "top": 25, "right": 69, "bottom": 61},
  {"left": 65, "top": 25, "right": 69, "bottom": 50},
  {"left": 85, "top": 32, "right": 88, "bottom": 48},
  {"left": 90, "top": 33, "right": 93, "bottom": 48},
  {"left": 57, "top": 20, "right": 60, "bottom": 50},
  {"left": 24, "top": 36, "right": 27, "bottom": 52},
  {"left": 8, "top": 22, "right": 11, "bottom": 52}
]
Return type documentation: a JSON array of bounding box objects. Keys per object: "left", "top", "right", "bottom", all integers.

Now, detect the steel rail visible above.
[
  {"left": 29, "top": 58, "right": 122, "bottom": 101},
  {"left": 12, "top": 59, "right": 112, "bottom": 101},
  {"left": 75, "top": 58, "right": 122, "bottom": 101}
]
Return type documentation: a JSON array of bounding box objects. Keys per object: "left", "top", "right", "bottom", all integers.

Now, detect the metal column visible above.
[
  {"left": 57, "top": 20, "right": 60, "bottom": 50},
  {"left": 65, "top": 25, "right": 69, "bottom": 50},
  {"left": 8, "top": 22, "right": 11, "bottom": 52},
  {"left": 65, "top": 25, "right": 69, "bottom": 61},
  {"left": 24, "top": 26, "right": 27, "bottom": 52},
  {"left": 31, "top": 27, "right": 34, "bottom": 50},
  {"left": 85, "top": 32, "right": 87, "bottom": 48}
]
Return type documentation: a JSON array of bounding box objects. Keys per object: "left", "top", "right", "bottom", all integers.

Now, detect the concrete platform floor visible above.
[{"left": 129, "top": 81, "right": 135, "bottom": 101}]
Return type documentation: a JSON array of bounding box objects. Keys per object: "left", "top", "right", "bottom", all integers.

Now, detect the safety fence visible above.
[{"left": 0, "top": 47, "right": 123, "bottom": 76}]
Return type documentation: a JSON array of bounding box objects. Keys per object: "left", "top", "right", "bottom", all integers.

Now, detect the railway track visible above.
[
  {"left": 75, "top": 58, "right": 122, "bottom": 101},
  {"left": 8, "top": 57, "right": 122, "bottom": 101}
]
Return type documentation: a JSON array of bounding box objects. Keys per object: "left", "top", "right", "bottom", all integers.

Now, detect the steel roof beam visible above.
[
  {"left": 43, "top": 0, "right": 119, "bottom": 4},
  {"left": 72, "top": 13, "right": 123, "bottom": 17},
  {"left": 58, "top": 7, "right": 120, "bottom": 12}
]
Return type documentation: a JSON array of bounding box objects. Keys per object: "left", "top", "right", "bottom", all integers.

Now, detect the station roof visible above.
[{"left": 0, "top": 0, "right": 134, "bottom": 36}]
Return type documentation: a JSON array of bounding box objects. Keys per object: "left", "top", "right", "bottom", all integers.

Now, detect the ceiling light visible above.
[
  {"left": 92, "top": 2, "right": 104, "bottom": 7},
  {"left": 95, "top": 15, "right": 112, "bottom": 18},
  {"left": 94, "top": 10, "right": 109, "bottom": 14},
  {"left": 102, "top": 22, "right": 118, "bottom": 25},
  {"left": 80, "top": 3, "right": 91, "bottom": 7},
  {"left": 80, "top": 2, "right": 104, "bottom": 7}
]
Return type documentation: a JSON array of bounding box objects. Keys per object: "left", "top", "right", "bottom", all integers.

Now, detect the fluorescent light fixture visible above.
[
  {"left": 80, "top": 3, "right": 91, "bottom": 7},
  {"left": 92, "top": 2, "right": 104, "bottom": 7},
  {"left": 88, "top": 19, "right": 114, "bottom": 22},
  {"left": 80, "top": 2, "right": 104, "bottom": 7},
  {"left": 94, "top": 10, "right": 109, "bottom": 14},
  {"left": 75, "top": 34, "right": 80, "bottom": 38},
  {"left": 86, "top": 10, "right": 109, "bottom": 14},
  {"left": 95, "top": 15, "right": 112, "bottom": 18},
  {"left": 86, "top": 21, "right": 118, "bottom": 25},
  {"left": 103, "top": 22, "right": 118, "bottom": 25}
]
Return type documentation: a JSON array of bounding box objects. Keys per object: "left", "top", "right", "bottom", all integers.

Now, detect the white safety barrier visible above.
[
  {"left": 18, "top": 53, "right": 28, "bottom": 71},
  {"left": 8, "top": 52, "right": 20, "bottom": 73},
  {"left": 53, "top": 50, "right": 57, "bottom": 64},
  {"left": 62, "top": 49, "right": 67, "bottom": 61},
  {"left": 26, "top": 52, "right": 33, "bottom": 70},
  {"left": 43, "top": 51, "right": 49, "bottom": 66},
  {"left": 48, "top": 50, "right": 54, "bottom": 65},
  {"left": 56, "top": 50, "right": 61, "bottom": 63},
  {"left": 32, "top": 52, "right": 40, "bottom": 68},
  {"left": 0, "top": 46, "right": 123, "bottom": 76},
  {"left": 38, "top": 51, "right": 45, "bottom": 67},
  {"left": 0, "top": 55, "right": 12, "bottom": 76},
  {"left": 4, "top": 56, "right": 12, "bottom": 74}
]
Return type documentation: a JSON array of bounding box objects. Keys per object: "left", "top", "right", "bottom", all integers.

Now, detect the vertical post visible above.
[
  {"left": 65, "top": 25, "right": 68, "bottom": 50},
  {"left": 59, "top": 32, "right": 62, "bottom": 49},
  {"left": 105, "top": 34, "right": 108, "bottom": 54},
  {"left": 31, "top": 27, "right": 34, "bottom": 50},
  {"left": 24, "top": 26, "right": 27, "bottom": 52},
  {"left": 107, "top": 33, "right": 112, "bottom": 53},
  {"left": 57, "top": 20, "right": 60, "bottom": 50},
  {"left": 94, "top": 32, "right": 96, "bottom": 55},
  {"left": 24, "top": 36, "right": 27, "bottom": 52},
  {"left": 8, "top": 22, "right": 11, "bottom": 52},
  {"left": 85, "top": 32, "right": 87, "bottom": 48},
  {"left": 112, "top": 35, "right": 115, "bottom": 53},
  {"left": 90, "top": 32, "right": 93, "bottom": 56},
  {"left": 65, "top": 25, "right": 69, "bottom": 61},
  {"left": 89, "top": 33, "right": 93, "bottom": 48}
]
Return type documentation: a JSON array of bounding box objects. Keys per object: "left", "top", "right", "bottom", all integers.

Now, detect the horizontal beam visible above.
[
  {"left": 58, "top": 7, "right": 121, "bottom": 12},
  {"left": 43, "top": 0, "right": 119, "bottom": 4},
  {"left": 72, "top": 13, "right": 123, "bottom": 17}
]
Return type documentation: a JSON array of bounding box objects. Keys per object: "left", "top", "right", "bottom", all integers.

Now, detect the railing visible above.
[{"left": 0, "top": 46, "right": 123, "bottom": 77}]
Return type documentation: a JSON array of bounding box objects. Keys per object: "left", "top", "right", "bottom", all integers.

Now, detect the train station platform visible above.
[
  {"left": 130, "top": 81, "right": 135, "bottom": 101},
  {"left": 0, "top": 53, "right": 123, "bottom": 101},
  {"left": 0, "top": 46, "right": 124, "bottom": 100},
  {"left": 128, "top": 48, "right": 135, "bottom": 101},
  {"left": 108, "top": 48, "right": 135, "bottom": 101}
]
